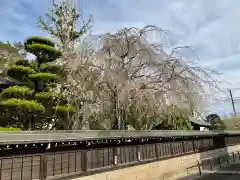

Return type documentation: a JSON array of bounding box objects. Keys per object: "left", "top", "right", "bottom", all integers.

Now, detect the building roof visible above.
[
  {"left": 0, "top": 130, "right": 237, "bottom": 145},
  {"left": 190, "top": 117, "right": 211, "bottom": 127},
  {"left": 0, "top": 74, "right": 23, "bottom": 86}
]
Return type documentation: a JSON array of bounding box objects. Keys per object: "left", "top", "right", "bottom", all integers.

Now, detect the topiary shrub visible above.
[
  {"left": 0, "top": 98, "right": 45, "bottom": 130},
  {"left": 7, "top": 65, "right": 36, "bottom": 82},
  {"left": 25, "top": 37, "right": 61, "bottom": 64},
  {"left": 15, "top": 59, "right": 31, "bottom": 67},
  {"left": 40, "top": 63, "right": 66, "bottom": 75},
  {"left": 0, "top": 86, "right": 33, "bottom": 100},
  {"left": 35, "top": 91, "right": 58, "bottom": 107},
  {"left": 29, "top": 73, "right": 58, "bottom": 92},
  {"left": 0, "top": 98, "right": 45, "bottom": 112},
  {"left": 0, "top": 36, "right": 74, "bottom": 130},
  {"left": 29, "top": 72, "right": 58, "bottom": 82},
  {"left": 24, "top": 36, "right": 55, "bottom": 47}
]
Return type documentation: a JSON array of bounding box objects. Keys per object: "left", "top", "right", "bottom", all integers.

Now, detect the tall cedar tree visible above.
[{"left": 0, "top": 36, "right": 75, "bottom": 130}]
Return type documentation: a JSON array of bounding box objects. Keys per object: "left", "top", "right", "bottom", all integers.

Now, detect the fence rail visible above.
[
  {"left": 186, "top": 151, "right": 240, "bottom": 178},
  {"left": 0, "top": 135, "right": 239, "bottom": 180}
]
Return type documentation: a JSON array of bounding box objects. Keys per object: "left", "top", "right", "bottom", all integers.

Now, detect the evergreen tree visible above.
[
  {"left": 206, "top": 114, "right": 226, "bottom": 130},
  {"left": 0, "top": 36, "right": 75, "bottom": 130}
]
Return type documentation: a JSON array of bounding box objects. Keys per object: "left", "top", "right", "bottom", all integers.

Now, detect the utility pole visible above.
[{"left": 229, "top": 89, "right": 237, "bottom": 116}]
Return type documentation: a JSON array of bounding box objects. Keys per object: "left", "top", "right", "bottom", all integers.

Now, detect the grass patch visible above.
[{"left": 0, "top": 127, "right": 21, "bottom": 131}]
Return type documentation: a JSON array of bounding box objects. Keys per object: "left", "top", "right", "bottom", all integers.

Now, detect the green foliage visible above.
[
  {"left": 29, "top": 72, "right": 58, "bottom": 92},
  {"left": 29, "top": 72, "right": 58, "bottom": 82},
  {"left": 0, "top": 127, "right": 20, "bottom": 131},
  {"left": 24, "top": 36, "right": 61, "bottom": 65},
  {"left": 0, "top": 86, "right": 33, "bottom": 100},
  {"left": 29, "top": 73, "right": 58, "bottom": 91},
  {"left": 7, "top": 65, "right": 36, "bottom": 82},
  {"left": 206, "top": 113, "right": 225, "bottom": 130},
  {"left": 35, "top": 91, "right": 54, "bottom": 99},
  {"left": 53, "top": 105, "right": 76, "bottom": 129},
  {"left": 206, "top": 114, "right": 220, "bottom": 123},
  {"left": 15, "top": 59, "right": 31, "bottom": 67},
  {"left": 152, "top": 105, "right": 193, "bottom": 130},
  {"left": 0, "top": 35, "right": 74, "bottom": 130},
  {"left": 55, "top": 105, "right": 76, "bottom": 118},
  {"left": 0, "top": 98, "right": 45, "bottom": 111},
  {"left": 35, "top": 91, "right": 57, "bottom": 106},
  {"left": 0, "top": 98, "right": 45, "bottom": 129},
  {"left": 29, "top": 60, "right": 37, "bottom": 70},
  {"left": 38, "top": 0, "right": 91, "bottom": 43},
  {"left": 40, "top": 63, "right": 65, "bottom": 75},
  {"left": 35, "top": 92, "right": 67, "bottom": 106},
  {"left": 25, "top": 44, "right": 61, "bottom": 63},
  {"left": 24, "top": 36, "right": 55, "bottom": 47},
  {"left": 55, "top": 105, "right": 76, "bottom": 113}
]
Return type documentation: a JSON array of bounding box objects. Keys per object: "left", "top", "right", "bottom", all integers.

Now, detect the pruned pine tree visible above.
[{"left": 0, "top": 36, "right": 74, "bottom": 130}]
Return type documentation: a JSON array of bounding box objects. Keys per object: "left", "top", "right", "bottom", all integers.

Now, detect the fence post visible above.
[
  {"left": 218, "top": 156, "right": 222, "bottom": 168},
  {"left": 197, "top": 160, "right": 202, "bottom": 176},
  {"left": 0, "top": 159, "right": 2, "bottom": 180},
  {"left": 39, "top": 154, "right": 47, "bottom": 180},
  {"left": 226, "top": 154, "right": 229, "bottom": 165},
  {"left": 170, "top": 142, "right": 174, "bottom": 155},
  {"left": 81, "top": 150, "right": 88, "bottom": 172},
  {"left": 155, "top": 143, "right": 159, "bottom": 159},
  {"left": 232, "top": 152, "right": 236, "bottom": 162},
  {"left": 182, "top": 141, "right": 185, "bottom": 154},
  {"left": 136, "top": 145, "right": 141, "bottom": 161},
  {"left": 200, "top": 139, "right": 204, "bottom": 152},
  {"left": 209, "top": 159, "right": 212, "bottom": 171},
  {"left": 192, "top": 139, "right": 196, "bottom": 153},
  {"left": 113, "top": 147, "right": 118, "bottom": 165}
]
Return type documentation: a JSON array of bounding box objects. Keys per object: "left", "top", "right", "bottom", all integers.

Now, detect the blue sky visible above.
[{"left": 1, "top": 0, "right": 240, "bottom": 116}]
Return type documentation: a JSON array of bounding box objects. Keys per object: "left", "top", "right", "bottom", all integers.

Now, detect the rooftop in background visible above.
[
  {"left": 0, "top": 74, "right": 24, "bottom": 86},
  {"left": 190, "top": 117, "right": 211, "bottom": 127}
]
